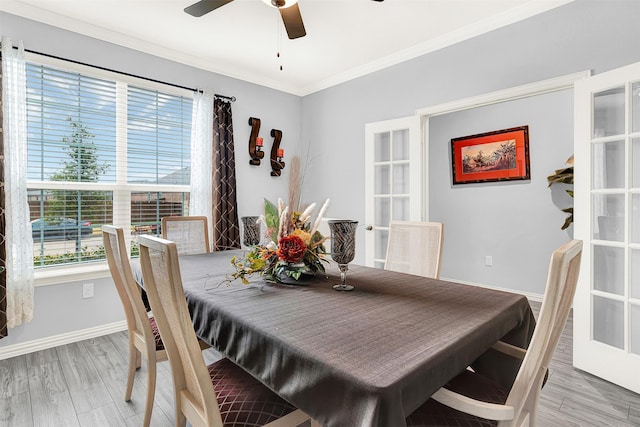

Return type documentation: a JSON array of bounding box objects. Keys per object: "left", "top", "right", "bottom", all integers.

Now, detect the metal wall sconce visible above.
[
  {"left": 248, "top": 117, "right": 264, "bottom": 165},
  {"left": 270, "top": 129, "right": 285, "bottom": 176}
]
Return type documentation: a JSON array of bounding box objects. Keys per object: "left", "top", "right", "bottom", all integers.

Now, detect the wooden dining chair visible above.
[
  {"left": 161, "top": 215, "right": 210, "bottom": 255},
  {"left": 405, "top": 239, "right": 583, "bottom": 427},
  {"left": 138, "top": 234, "right": 313, "bottom": 427},
  {"left": 384, "top": 221, "right": 444, "bottom": 279},
  {"left": 103, "top": 225, "right": 168, "bottom": 427}
]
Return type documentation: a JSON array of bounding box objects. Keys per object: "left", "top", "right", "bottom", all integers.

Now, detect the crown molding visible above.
[
  {"left": 1, "top": 0, "right": 575, "bottom": 97},
  {"left": 298, "top": 0, "right": 575, "bottom": 96}
]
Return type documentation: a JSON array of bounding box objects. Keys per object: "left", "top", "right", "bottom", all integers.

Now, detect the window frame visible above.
[{"left": 26, "top": 53, "right": 193, "bottom": 286}]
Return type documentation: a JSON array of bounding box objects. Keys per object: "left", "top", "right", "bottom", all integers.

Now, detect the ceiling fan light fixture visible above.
[{"left": 261, "top": 0, "right": 299, "bottom": 9}]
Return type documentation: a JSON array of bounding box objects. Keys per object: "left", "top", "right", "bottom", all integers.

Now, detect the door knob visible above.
[{"left": 365, "top": 224, "right": 373, "bottom": 231}]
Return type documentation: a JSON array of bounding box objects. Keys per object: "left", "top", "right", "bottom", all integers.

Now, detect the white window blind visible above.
[{"left": 26, "top": 62, "right": 193, "bottom": 268}]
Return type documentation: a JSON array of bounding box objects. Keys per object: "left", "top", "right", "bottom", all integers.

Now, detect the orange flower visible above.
[{"left": 291, "top": 228, "right": 312, "bottom": 245}]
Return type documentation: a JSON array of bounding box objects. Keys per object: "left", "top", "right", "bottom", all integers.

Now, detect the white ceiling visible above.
[{"left": 2, "top": 0, "right": 572, "bottom": 96}]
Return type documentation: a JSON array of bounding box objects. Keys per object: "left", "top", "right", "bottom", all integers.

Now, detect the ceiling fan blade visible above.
[
  {"left": 184, "top": 0, "right": 234, "bottom": 17},
  {"left": 279, "top": 3, "right": 306, "bottom": 39}
]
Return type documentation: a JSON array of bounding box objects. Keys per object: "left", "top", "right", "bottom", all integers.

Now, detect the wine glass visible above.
[{"left": 328, "top": 220, "right": 358, "bottom": 291}]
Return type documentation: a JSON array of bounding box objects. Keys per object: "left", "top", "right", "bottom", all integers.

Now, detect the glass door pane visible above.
[
  {"left": 592, "top": 140, "right": 625, "bottom": 189},
  {"left": 632, "top": 138, "right": 640, "bottom": 188},
  {"left": 593, "top": 87, "right": 625, "bottom": 137},
  {"left": 593, "top": 295, "right": 624, "bottom": 349}
]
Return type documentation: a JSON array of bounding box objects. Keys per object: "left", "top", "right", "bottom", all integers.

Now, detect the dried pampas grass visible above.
[{"left": 288, "top": 155, "right": 302, "bottom": 212}]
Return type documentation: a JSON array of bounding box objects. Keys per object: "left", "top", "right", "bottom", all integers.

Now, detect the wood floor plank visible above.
[
  {"left": 0, "top": 391, "right": 33, "bottom": 426},
  {"left": 0, "top": 355, "right": 28, "bottom": 399},
  {"left": 629, "top": 400, "right": 640, "bottom": 425},
  {"left": 28, "top": 361, "right": 80, "bottom": 427},
  {"left": 537, "top": 405, "right": 583, "bottom": 427},
  {"left": 123, "top": 403, "right": 172, "bottom": 427},
  {"left": 57, "top": 341, "right": 113, "bottom": 415},
  {"left": 26, "top": 347, "right": 58, "bottom": 368},
  {"left": 105, "top": 331, "right": 141, "bottom": 370},
  {"left": 559, "top": 397, "right": 636, "bottom": 427},
  {"left": 82, "top": 335, "right": 148, "bottom": 420},
  {"left": 77, "top": 403, "right": 125, "bottom": 427},
  {"left": 148, "top": 360, "right": 177, "bottom": 420}
]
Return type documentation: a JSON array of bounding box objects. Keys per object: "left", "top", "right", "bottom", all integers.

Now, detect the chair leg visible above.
[
  {"left": 125, "top": 343, "right": 137, "bottom": 401},
  {"left": 143, "top": 356, "right": 157, "bottom": 427},
  {"left": 176, "top": 408, "right": 187, "bottom": 427},
  {"left": 135, "top": 347, "right": 142, "bottom": 369}
]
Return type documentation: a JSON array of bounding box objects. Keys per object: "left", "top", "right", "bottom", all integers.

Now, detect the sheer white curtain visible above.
[
  {"left": 189, "top": 90, "right": 214, "bottom": 243},
  {"left": 2, "top": 37, "right": 34, "bottom": 328}
]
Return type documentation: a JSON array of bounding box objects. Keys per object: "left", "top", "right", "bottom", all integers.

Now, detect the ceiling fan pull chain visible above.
[{"left": 277, "top": 15, "right": 283, "bottom": 71}]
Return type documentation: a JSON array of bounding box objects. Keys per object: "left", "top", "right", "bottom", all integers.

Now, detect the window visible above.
[{"left": 26, "top": 60, "right": 193, "bottom": 268}]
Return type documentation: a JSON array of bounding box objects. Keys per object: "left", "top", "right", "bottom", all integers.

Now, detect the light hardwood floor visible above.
[{"left": 0, "top": 301, "right": 638, "bottom": 427}]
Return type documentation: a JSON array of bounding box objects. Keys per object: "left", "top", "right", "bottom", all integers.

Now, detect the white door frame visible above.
[
  {"left": 364, "top": 116, "right": 422, "bottom": 267},
  {"left": 415, "top": 71, "right": 590, "bottom": 154}
]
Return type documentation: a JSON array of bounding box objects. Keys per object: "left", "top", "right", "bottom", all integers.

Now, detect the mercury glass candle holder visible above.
[
  {"left": 328, "top": 220, "right": 358, "bottom": 291},
  {"left": 241, "top": 216, "right": 260, "bottom": 247}
]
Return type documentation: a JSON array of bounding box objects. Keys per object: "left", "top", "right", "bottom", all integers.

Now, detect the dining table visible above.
[{"left": 132, "top": 249, "right": 535, "bottom": 427}]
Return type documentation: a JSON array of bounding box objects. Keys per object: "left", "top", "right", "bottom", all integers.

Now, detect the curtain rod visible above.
[{"left": 17, "top": 47, "right": 236, "bottom": 102}]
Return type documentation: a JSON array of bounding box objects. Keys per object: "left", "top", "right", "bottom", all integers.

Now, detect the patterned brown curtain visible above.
[
  {"left": 211, "top": 98, "right": 240, "bottom": 250},
  {"left": 0, "top": 54, "right": 7, "bottom": 339}
]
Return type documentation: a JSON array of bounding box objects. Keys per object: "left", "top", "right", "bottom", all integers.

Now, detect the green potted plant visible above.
[{"left": 547, "top": 155, "right": 574, "bottom": 230}]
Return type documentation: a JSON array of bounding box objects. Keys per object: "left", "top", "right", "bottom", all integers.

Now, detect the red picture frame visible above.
[{"left": 451, "top": 126, "right": 530, "bottom": 185}]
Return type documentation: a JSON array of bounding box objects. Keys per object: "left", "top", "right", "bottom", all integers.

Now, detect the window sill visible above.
[{"left": 34, "top": 262, "right": 112, "bottom": 287}]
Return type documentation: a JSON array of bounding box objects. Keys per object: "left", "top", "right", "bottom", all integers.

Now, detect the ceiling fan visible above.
[{"left": 184, "top": 0, "right": 384, "bottom": 40}]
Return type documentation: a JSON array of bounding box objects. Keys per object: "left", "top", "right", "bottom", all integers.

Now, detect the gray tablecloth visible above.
[{"left": 132, "top": 250, "right": 534, "bottom": 427}]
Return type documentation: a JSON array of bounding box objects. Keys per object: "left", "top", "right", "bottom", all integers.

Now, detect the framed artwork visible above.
[{"left": 451, "top": 125, "right": 530, "bottom": 185}]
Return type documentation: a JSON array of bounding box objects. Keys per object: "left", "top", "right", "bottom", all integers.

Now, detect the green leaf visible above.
[
  {"left": 561, "top": 214, "right": 574, "bottom": 230},
  {"left": 264, "top": 198, "right": 280, "bottom": 242},
  {"left": 546, "top": 166, "right": 574, "bottom": 187}
]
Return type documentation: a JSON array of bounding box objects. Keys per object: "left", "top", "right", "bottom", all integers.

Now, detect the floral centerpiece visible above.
[{"left": 230, "top": 198, "right": 330, "bottom": 284}]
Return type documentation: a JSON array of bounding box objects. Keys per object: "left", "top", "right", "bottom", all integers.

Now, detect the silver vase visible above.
[
  {"left": 241, "top": 216, "right": 260, "bottom": 247},
  {"left": 328, "top": 220, "right": 358, "bottom": 291}
]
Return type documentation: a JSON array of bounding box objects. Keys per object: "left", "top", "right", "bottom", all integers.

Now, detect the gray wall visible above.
[
  {"left": 429, "top": 90, "right": 574, "bottom": 295},
  {"left": 301, "top": 0, "right": 640, "bottom": 293}
]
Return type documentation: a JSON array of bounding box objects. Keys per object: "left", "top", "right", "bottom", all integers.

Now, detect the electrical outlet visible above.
[
  {"left": 485, "top": 256, "right": 493, "bottom": 267},
  {"left": 82, "top": 283, "right": 94, "bottom": 299}
]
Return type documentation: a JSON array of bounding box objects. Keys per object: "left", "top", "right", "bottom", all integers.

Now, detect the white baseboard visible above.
[
  {"left": 441, "top": 276, "right": 544, "bottom": 303},
  {"left": 0, "top": 320, "right": 127, "bottom": 360}
]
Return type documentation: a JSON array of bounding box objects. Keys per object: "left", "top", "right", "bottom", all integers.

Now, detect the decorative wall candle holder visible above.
[
  {"left": 270, "top": 129, "right": 285, "bottom": 176},
  {"left": 248, "top": 117, "right": 264, "bottom": 166}
]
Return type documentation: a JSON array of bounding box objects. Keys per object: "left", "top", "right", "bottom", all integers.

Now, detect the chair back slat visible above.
[
  {"left": 138, "top": 235, "right": 223, "bottom": 426},
  {"left": 103, "top": 226, "right": 155, "bottom": 351},
  {"left": 385, "top": 221, "right": 444, "bottom": 279},
  {"left": 502, "top": 239, "right": 582, "bottom": 426},
  {"left": 162, "top": 216, "right": 210, "bottom": 255}
]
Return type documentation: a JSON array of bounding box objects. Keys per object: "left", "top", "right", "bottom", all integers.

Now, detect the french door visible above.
[
  {"left": 364, "top": 116, "right": 422, "bottom": 268},
  {"left": 573, "top": 61, "right": 640, "bottom": 393}
]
